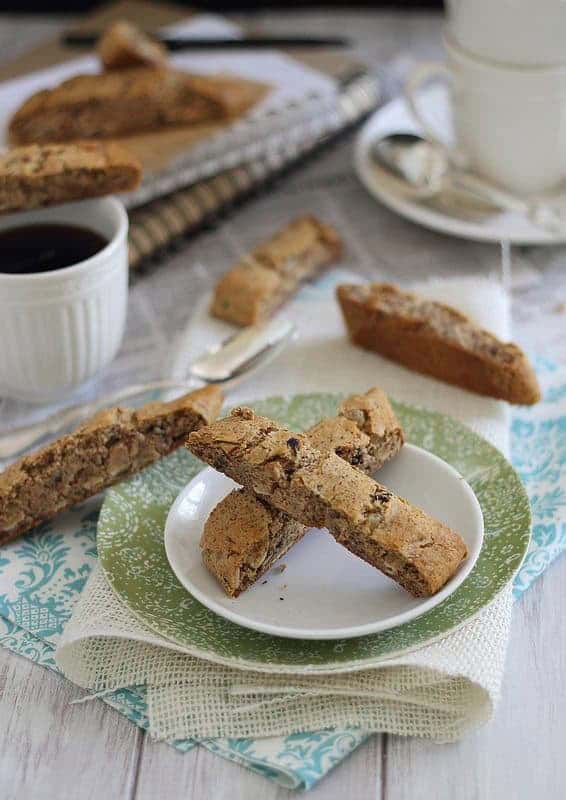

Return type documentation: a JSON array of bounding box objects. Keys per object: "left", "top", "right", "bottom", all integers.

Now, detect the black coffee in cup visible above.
[{"left": 0, "top": 223, "right": 108, "bottom": 275}]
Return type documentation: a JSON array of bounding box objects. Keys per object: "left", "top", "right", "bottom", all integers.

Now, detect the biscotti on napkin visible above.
[
  {"left": 200, "top": 387, "right": 404, "bottom": 597},
  {"left": 188, "top": 407, "right": 467, "bottom": 598},
  {"left": 210, "top": 216, "right": 343, "bottom": 326},
  {"left": 337, "top": 282, "right": 540, "bottom": 405},
  {"left": 0, "top": 385, "right": 223, "bottom": 546},
  {"left": 9, "top": 68, "right": 269, "bottom": 144},
  {"left": 98, "top": 20, "right": 168, "bottom": 70},
  {"left": 0, "top": 142, "right": 142, "bottom": 214}
]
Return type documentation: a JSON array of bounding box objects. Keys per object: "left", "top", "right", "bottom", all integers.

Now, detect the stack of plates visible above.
[{"left": 98, "top": 392, "right": 530, "bottom": 674}]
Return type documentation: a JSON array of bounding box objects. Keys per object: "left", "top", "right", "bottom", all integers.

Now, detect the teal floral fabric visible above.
[{"left": 0, "top": 359, "right": 563, "bottom": 790}]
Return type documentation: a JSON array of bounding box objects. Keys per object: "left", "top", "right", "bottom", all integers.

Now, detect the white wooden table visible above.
[{"left": 0, "top": 10, "right": 565, "bottom": 799}]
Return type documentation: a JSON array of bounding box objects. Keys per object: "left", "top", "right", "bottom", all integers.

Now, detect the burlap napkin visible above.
[{"left": 56, "top": 273, "right": 516, "bottom": 741}]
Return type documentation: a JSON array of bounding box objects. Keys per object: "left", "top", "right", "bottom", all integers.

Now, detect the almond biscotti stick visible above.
[
  {"left": 98, "top": 20, "right": 168, "bottom": 70},
  {"left": 0, "top": 385, "right": 223, "bottom": 546},
  {"left": 0, "top": 142, "right": 142, "bottom": 214},
  {"left": 210, "top": 216, "right": 343, "bottom": 326},
  {"left": 9, "top": 68, "right": 269, "bottom": 144},
  {"left": 337, "top": 282, "right": 540, "bottom": 405},
  {"left": 201, "top": 387, "right": 404, "bottom": 596},
  {"left": 188, "top": 407, "right": 467, "bottom": 598}
]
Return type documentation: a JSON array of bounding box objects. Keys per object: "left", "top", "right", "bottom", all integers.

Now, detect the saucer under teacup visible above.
[{"left": 355, "top": 86, "right": 566, "bottom": 245}]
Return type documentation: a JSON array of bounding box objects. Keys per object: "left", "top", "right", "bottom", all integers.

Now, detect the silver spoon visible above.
[
  {"left": 371, "top": 132, "right": 529, "bottom": 211},
  {"left": 0, "top": 318, "right": 296, "bottom": 462}
]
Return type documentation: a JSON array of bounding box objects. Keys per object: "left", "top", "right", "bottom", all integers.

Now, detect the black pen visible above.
[{"left": 62, "top": 33, "right": 350, "bottom": 50}]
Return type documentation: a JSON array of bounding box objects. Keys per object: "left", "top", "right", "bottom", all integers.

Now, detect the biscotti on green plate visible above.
[
  {"left": 200, "top": 387, "right": 404, "bottom": 597},
  {"left": 337, "top": 282, "right": 540, "bottom": 405},
  {"left": 188, "top": 406, "right": 467, "bottom": 598},
  {"left": 0, "top": 142, "right": 142, "bottom": 214},
  {"left": 210, "top": 216, "right": 343, "bottom": 326},
  {"left": 0, "top": 385, "right": 223, "bottom": 546}
]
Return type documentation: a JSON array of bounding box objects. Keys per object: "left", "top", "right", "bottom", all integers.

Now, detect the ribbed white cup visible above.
[{"left": 0, "top": 197, "right": 129, "bottom": 402}]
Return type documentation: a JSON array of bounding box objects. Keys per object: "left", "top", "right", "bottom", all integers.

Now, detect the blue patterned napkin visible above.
[{"left": 0, "top": 360, "right": 563, "bottom": 790}]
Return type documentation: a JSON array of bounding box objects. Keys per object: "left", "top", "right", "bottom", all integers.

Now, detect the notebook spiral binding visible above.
[{"left": 128, "top": 72, "right": 379, "bottom": 270}]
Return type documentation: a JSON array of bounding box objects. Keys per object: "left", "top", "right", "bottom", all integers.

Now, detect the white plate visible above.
[
  {"left": 164, "top": 444, "right": 484, "bottom": 640},
  {"left": 354, "top": 87, "right": 566, "bottom": 245}
]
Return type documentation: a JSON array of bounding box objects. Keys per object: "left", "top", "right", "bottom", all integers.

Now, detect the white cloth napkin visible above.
[{"left": 56, "top": 272, "right": 514, "bottom": 742}]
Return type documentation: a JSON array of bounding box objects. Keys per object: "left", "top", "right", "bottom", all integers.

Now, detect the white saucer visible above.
[
  {"left": 354, "top": 87, "right": 566, "bottom": 245},
  {"left": 164, "top": 444, "right": 484, "bottom": 640}
]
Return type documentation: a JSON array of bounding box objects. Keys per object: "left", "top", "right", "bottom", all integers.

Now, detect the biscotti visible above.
[
  {"left": 0, "top": 142, "right": 142, "bottom": 214},
  {"left": 210, "top": 216, "right": 343, "bottom": 326},
  {"left": 201, "top": 489, "right": 306, "bottom": 598},
  {"left": 308, "top": 387, "right": 404, "bottom": 471},
  {"left": 200, "top": 387, "right": 404, "bottom": 596},
  {"left": 9, "top": 68, "right": 269, "bottom": 144},
  {"left": 0, "top": 385, "right": 223, "bottom": 546},
  {"left": 188, "top": 408, "right": 467, "bottom": 597},
  {"left": 98, "top": 20, "right": 168, "bottom": 70},
  {"left": 337, "top": 282, "right": 540, "bottom": 405}
]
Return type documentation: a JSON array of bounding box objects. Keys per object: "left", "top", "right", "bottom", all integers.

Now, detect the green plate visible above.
[{"left": 97, "top": 394, "right": 530, "bottom": 674}]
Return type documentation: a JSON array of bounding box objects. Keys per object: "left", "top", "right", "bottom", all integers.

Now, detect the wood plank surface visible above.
[
  {"left": 0, "top": 649, "right": 141, "bottom": 800},
  {"left": 0, "top": 8, "right": 564, "bottom": 800}
]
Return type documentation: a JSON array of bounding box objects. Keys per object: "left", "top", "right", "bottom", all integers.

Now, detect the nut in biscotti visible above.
[
  {"left": 337, "top": 282, "right": 540, "bottom": 405},
  {"left": 188, "top": 407, "right": 467, "bottom": 598},
  {"left": 200, "top": 386, "right": 405, "bottom": 597},
  {"left": 0, "top": 385, "right": 223, "bottom": 546}
]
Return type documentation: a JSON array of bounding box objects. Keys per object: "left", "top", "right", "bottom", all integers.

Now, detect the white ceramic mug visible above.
[
  {"left": 446, "top": 0, "right": 566, "bottom": 67},
  {"left": 405, "top": 35, "right": 566, "bottom": 196},
  {"left": 0, "top": 197, "right": 129, "bottom": 402}
]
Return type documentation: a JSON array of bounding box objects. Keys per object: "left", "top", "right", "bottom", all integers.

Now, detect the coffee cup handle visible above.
[{"left": 405, "top": 62, "right": 467, "bottom": 168}]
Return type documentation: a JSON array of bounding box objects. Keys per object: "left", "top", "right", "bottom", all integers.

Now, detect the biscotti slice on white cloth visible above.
[
  {"left": 200, "top": 387, "right": 404, "bottom": 597},
  {"left": 0, "top": 385, "right": 223, "bottom": 546},
  {"left": 337, "top": 282, "right": 540, "bottom": 405},
  {"left": 188, "top": 406, "right": 467, "bottom": 598},
  {"left": 210, "top": 216, "right": 343, "bottom": 326}
]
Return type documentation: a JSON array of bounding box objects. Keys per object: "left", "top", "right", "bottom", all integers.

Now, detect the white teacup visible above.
[
  {"left": 0, "top": 197, "right": 129, "bottom": 402},
  {"left": 405, "top": 35, "right": 566, "bottom": 197},
  {"left": 446, "top": 0, "right": 566, "bottom": 68}
]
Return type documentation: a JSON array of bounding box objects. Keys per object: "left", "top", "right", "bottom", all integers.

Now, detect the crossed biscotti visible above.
[
  {"left": 187, "top": 406, "right": 468, "bottom": 598},
  {"left": 200, "top": 387, "right": 404, "bottom": 597}
]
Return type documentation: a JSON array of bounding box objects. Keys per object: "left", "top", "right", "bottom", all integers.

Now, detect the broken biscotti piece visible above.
[
  {"left": 9, "top": 68, "right": 269, "bottom": 144},
  {"left": 188, "top": 407, "right": 467, "bottom": 598},
  {"left": 0, "top": 142, "right": 142, "bottom": 214},
  {"left": 98, "top": 20, "right": 168, "bottom": 70},
  {"left": 210, "top": 216, "right": 343, "bottom": 326},
  {"left": 337, "top": 282, "right": 540, "bottom": 405},
  {"left": 200, "top": 387, "right": 404, "bottom": 597},
  {"left": 0, "top": 386, "right": 223, "bottom": 546}
]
